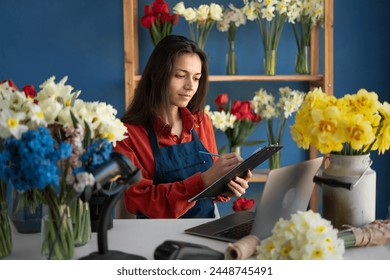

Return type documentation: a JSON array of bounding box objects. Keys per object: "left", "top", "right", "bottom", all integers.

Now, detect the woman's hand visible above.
[
  {"left": 201, "top": 152, "right": 243, "bottom": 187},
  {"left": 201, "top": 153, "right": 252, "bottom": 197},
  {"left": 224, "top": 170, "right": 252, "bottom": 198}
]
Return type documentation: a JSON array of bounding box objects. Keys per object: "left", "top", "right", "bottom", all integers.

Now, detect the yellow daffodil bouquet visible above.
[{"left": 290, "top": 88, "right": 390, "bottom": 155}]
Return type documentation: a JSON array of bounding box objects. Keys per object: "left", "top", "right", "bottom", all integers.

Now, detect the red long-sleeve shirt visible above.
[{"left": 114, "top": 107, "right": 229, "bottom": 218}]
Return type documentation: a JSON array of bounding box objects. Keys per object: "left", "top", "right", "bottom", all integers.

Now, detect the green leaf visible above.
[
  {"left": 70, "top": 110, "right": 79, "bottom": 128},
  {"left": 242, "top": 139, "right": 266, "bottom": 146},
  {"left": 70, "top": 92, "right": 79, "bottom": 107},
  {"left": 83, "top": 121, "right": 92, "bottom": 148}
]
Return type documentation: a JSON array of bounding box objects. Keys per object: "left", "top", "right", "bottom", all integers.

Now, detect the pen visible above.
[{"left": 198, "top": 150, "right": 220, "bottom": 157}]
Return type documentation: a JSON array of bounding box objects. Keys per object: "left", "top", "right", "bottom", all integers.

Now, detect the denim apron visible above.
[{"left": 136, "top": 127, "right": 215, "bottom": 218}]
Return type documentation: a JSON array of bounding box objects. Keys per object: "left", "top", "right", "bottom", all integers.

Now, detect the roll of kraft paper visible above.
[{"left": 224, "top": 235, "right": 260, "bottom": 260}]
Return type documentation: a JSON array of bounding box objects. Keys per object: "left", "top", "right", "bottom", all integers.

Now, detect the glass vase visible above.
[
  {"left": 0, "top": 201, "right": 12, "bottom": 259},
  {"left": 71, "top": 198, "right": 92, "bottom": 247},
  {"left": 10, "top": 190, "right": 42, "bottom": 233},
  {"left": 295, "top": 46, "right": 310, "bottom": 74},
  {"left": 226, "top": 39, "right": 237, "bottom": 75},
  {"left": 41, "top": 205, "right": 74, "bottom": 260},
  {"left": 269, "top": 150, "right": 281, "bottom": 170},
  {"left": 230, "top": 146, "right": 241, "bottom": 157},
  {"left": 264, "top": 50, "right": 276, "bottom": 75}
]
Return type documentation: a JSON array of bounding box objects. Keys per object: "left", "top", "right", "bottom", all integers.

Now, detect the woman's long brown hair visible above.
[{"left": 121, "top": 35, "right": 209, "bottom": 126}]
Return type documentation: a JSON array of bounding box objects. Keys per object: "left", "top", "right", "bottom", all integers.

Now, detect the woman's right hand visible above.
[{"left": 201, "top": 152, "right": 243, "bottom": 187}]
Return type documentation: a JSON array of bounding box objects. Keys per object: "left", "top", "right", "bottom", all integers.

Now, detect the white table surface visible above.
[{"left": 6, "top": 219, "right": 390, "bottom": 260}]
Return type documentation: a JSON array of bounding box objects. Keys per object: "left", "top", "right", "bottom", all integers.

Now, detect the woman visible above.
[{"left": 115, "top": 35, "right": 251, "bottom": 218}]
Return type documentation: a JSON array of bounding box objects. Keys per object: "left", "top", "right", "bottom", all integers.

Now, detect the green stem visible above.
[
  {"left": 277, "top": 116, "right": 286, "bottom": 145},
  {"left": 42, "top": 206, "right": 74, "bottom": 260},
  {"left": 227, "top": 38, "right": 237, "bottom": 75},
  {"left": 0, "top": 203, "right": 12, "bottom": 259},
  {"left": 72, "top": 199, "right": 91, "bottom": 246},
  {"left": 267, "top": 119, "right": 276, "bottom": 144},
  {"left": 338, "top": 230, "right": 356, "bottom": 248}
]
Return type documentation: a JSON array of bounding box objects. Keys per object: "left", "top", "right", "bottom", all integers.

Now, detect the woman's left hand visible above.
[{"left": 223, "top": 170, "right": 252, "bottom": 198}]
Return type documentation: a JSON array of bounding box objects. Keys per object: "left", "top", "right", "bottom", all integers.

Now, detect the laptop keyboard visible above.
[{"left": 214, "top": 219, "right": 254, "bottom": 240}]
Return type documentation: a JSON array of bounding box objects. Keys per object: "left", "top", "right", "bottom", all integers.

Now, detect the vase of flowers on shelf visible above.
[
  {"left": 243, "top": 0, "right": 299, "bottom": 75},
  {"left": 205, "top": 93, "right": 263, "bottom": 156},
  {"left": 292, "top": 0, "right": 323, "bottom": 74},
  {"left": 251, "top": 86, "right": 306, "bottom": 169},
  {"left": 173, "top": 1, "right": 223, "bottom": 50},
  {"left": 140, "top": 0, "right": 179, "bottom": 46},
  {"left": 0, "top": 76, "right": 127, "bottom": 259},
  {"left": 217, "top": 3, "right": 246, "bottom": 75},
  {"left": 290, "top": 88, "right": 390, "bottom": 229}
]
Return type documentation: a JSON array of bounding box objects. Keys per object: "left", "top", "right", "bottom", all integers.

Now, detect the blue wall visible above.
[
  {"left": 1, "top": 0, "right": 389, "bottom": 218},
  {"left": 0, "top": 0, "right": 125, "bottom": 109}
]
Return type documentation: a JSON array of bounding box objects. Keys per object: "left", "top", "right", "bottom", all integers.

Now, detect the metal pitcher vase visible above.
[{"left": 314, "top": 154, "right": 376, "bottom": 229}]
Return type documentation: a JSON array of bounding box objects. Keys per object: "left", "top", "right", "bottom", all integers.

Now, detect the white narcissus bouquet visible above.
[
  {"left": 35, "top": 76, "right": 127, "bottom": 145},
  {"left": 243, "top": 0, "right": 300, "bottom": 75},
  {"left": 216, "top": 3, "right": 246, "bottom": 75},
  {"left": 173, "top": 1, "right": 223, "bottom": 50},
  {"left": 251, "top": 86, "right": 305, "bottom": 169},
  {"left": 291, "top": 0, "right": 324, "bottom": 74},
  {"left": 256, "top": 210, "right": 345, "bottom": 260}
]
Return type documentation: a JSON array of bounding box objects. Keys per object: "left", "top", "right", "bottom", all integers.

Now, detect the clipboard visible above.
[{"left": 188, "top": 145, "right": 283, "bottom": 202}]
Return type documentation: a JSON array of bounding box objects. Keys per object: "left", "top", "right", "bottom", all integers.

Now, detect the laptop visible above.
[{"left": 184, "top": 157, "right": 323, "bottom": 242}]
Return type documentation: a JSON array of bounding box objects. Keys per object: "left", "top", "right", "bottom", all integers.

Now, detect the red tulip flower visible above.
[
  {"left": 22, "top": 85, "right": 36, "bottom": 99},
  {"left": 1, "top": 79, "right": 18, "bottom": 91},
  {"left": 232, "top": 197, "right": 255, "bottom": 212},
  {"left": 214, "top": 93, "right": 229, "bottom": 111}
]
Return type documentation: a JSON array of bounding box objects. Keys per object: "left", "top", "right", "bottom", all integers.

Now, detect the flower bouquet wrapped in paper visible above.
[{"left": 338, "top": 220, "right": 390, "bottom": 248}]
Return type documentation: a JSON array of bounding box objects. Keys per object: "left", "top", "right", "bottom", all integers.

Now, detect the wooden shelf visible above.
[
  {"left": 123, "top": 0, "right": 333, "bottom": 108},
  {"left": 249, "top": 169, "right": 269, "bottom": 183},
  {"left": 134, "top": 74, "right": 324, "bottom": 83},
  {"left": 123, "top": 0, "right": 334, "bottom": 211}
]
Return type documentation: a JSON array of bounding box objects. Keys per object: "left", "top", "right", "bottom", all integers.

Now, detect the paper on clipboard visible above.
[{"left": 188, "top": 145, "right": 283, "bottom": 202}]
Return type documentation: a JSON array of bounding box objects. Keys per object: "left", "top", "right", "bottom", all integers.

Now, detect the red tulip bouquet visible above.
[
  {"left": 205, "top": 93, "right": 263, "bottom": 156},
  {"left": 141, "top": 0, "right": 179, "bottom": 46}
]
